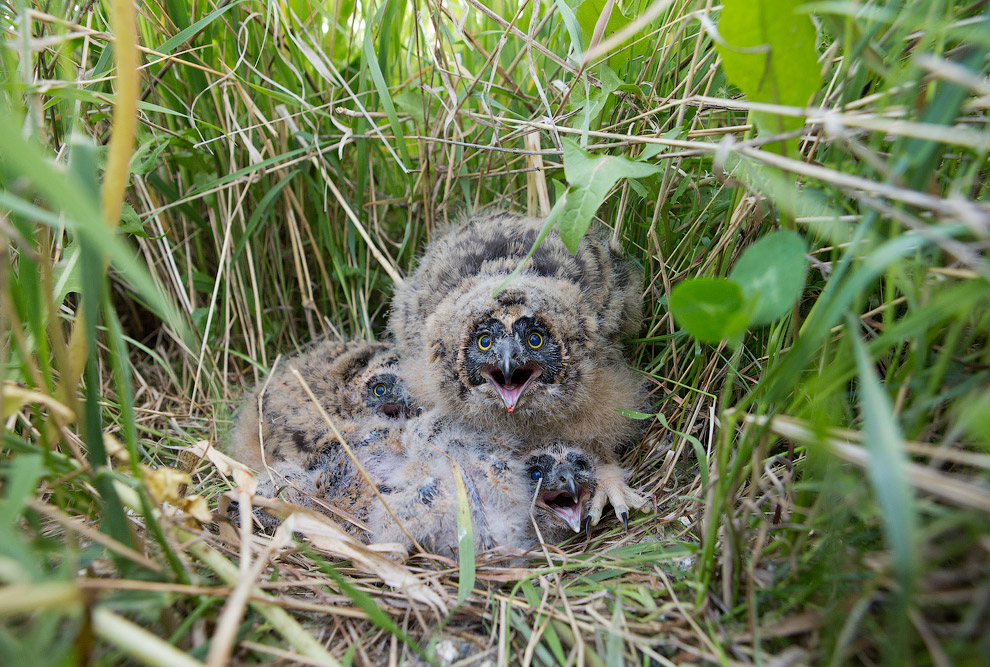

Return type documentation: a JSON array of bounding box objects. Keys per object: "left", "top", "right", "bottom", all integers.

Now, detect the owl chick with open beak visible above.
[{"left": 389, "top": 210, "right": 651, "bottom": 529}]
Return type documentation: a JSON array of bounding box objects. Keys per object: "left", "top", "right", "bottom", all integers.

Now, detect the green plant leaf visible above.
[
  {"left": 0, "top": 454, "right": 44, "bottom": 531},
  {"left": 852, "top": 326, "right": 918, "bottom": 594},
  {"left": 639, "top": 127, "right": 684, "bottom": 161},
  {"left": 657, "top": 413, "right": 709, "bottom": 491},
  {"left": 555, "top": 0, "right": 585, "bottom": 57},
  {"left": 129, "top": 136, "right": 171, "bottom": 177},
  {"left": 451, "top": 462, "right": 476, "bottom": 607},
  {"left": 557, "top": 139, "right": 661, "bottom": 252},
  {"left": 606, "top": 596, "right": 624, "bottom": 667},
  {"left": 956, "top": 390, "right": 990, "bottom": 450},
  {"left": 729, "top": 230, "right": 808, "bottom": 325},
  {"left": 616, "top": 409, "right": 655, "bottom": 420},
  {"left": 315, "top": 558, "right": 426, "bottom": 661},
  {"left": 571, "top": 65, "right": 620, "bottom": 142},
  {"left": 156, "top": 0, "right": 247, "bottom": 55},
  {"left": 575, "top": 0, "right": 646, "bottom": 71},
  {"left": 669, "top": 278, "right": 749, "bottom": 343},
  {"left": 716, "top": 0, "right": 820, "bottom": 154},
  {"left": 393, "top": 91, "right": 426, "bottom": 124},
  {"left": 362, "top": 23, "right": 412, "bottom": 168},
  {"left": 119, "top": 203, "right": 151, "bottom": 238}
]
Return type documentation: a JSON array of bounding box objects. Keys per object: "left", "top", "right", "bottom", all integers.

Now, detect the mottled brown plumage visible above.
[
  {"left": 315, "top": 411, "right": 613, "bottom": 553},
  {"left": 326, "top": 410, "right": 530, "bottom": 554},
  {"left": 228, "top": 338, "right": 414, "bottom": 473},
  {"left": 225, "top": 338, "right": 414, "bottom": 530},
  {"left": 226, "top": 332, "right": 627, "bottom": 552},
  {"left": 388, "top": 210, "right": 649, "bottom": 524}
]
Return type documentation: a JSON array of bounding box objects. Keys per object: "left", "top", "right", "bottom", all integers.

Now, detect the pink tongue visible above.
[
  {"left": 553, "top": 503, "right": 583, "bottom": 533},
  {"left": 492, "top": 381, "right": 526, "bottom": 412}
]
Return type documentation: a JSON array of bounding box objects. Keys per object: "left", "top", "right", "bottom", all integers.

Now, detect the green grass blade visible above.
[
  {"left": 450, "top": 462, "right": 476, "bottom": 607},
  {"left": 851, "top": 321, "right": 919, "bottom": 593}
]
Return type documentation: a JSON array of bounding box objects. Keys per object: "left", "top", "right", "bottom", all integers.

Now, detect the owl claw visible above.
[
  {"left": 588, "top": 463, "right": 648, "bottom": 529},
  {"left": 585, "top": 515, "right": 593, "bottom": 539}
]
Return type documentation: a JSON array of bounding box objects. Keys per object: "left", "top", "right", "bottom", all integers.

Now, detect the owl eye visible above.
[
  {"left": 478, "top": 334, "right": 492, "bottom": 351},
  {"left": 527, "top": 331, "right": 543, "bottom": 349},
  {"left": 373, "top": 383, "right": 387, "bottom": 397},
  {"left": 530, "top": 468, "right": 542, "bottom": 481},
  {"left": 575, "top": 459, "right": 588, "bottom": 472}
]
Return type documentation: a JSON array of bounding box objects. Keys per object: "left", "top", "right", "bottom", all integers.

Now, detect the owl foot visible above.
[{"left": 587, "top": 463, "right": 648, "bottom": 529}]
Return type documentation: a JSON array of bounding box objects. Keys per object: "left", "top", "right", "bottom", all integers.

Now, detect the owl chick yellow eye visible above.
[
  {"left": 527, "top": 331, "right": 543, "bottom": 349},
  {"left": 373, "top": 383, "right": 387, "bottom": 397},
  {"left": 477, "top": 334, "right": 492, "bottom": 351}
]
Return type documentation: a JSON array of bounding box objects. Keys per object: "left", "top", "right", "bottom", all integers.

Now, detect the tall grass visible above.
[{"left": 2, "top": 0, "right": 989, "bottom": 664}]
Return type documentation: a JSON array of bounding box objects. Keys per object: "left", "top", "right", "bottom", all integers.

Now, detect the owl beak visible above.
[
  {"left": 381, "top": 391, "right": 414, "bottom": 419},
  {"left": 497, "top": 337, "right": 525, "bottom": 380},
  {"left": 483, "top": 339, "right": 540, "bottom": 413},
  {"left": 539, "top": 464, "right": 587, "bottom": 533},
  {"left": 381, "top": 401, "right": 406, "bottom": 419}
]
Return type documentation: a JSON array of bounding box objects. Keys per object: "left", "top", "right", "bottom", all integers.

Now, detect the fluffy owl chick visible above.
[
  {"left": 225, "top": 339, "right": 414, "bottom": 531},
  {"left": 317, "top": 412, "right": 623, "bottom": 554},
  {"left": 388, "top": 210, "right": 648, "bottom": 525},
  {"left": 317, "top": 410, "right": 531, "bottom": 554},
  {"left": 524, "top": 441, "right": 649, "bottom": 542},
  {"left": 228, "top": 338, "right": 414, "bottom": 473}
]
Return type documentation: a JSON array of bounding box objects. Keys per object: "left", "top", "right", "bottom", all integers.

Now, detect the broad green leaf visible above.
[
  {"left": 716, "top": 0, "right": 820, "bottom": 154},
  {"left": 575, "top": 0, "right": 648, "bottom": 71},
  {"left": 0, "top": 454, "right": 44, "bottom": 528},
  {"left": 52, "top": 243, "right": 83, "bottom": 305},
  {"left": 119, "top": 203, "right": 152, "bottom": 238},
  {"left": 576, "top": 0, "right": 631, "bottom": 49},
  {"left": 669, "top": 278, "right": 749, "bottom": 343},
  {"left": 729, "top": 230, "right": 808, "bottom": 325},
  {"left": 393, "top": 91, "right": 426, "bottom": 124},
  {"left": 852, "top": 330, "right": 918, "bottom": 593},
  {"left": 129, "top": 137, "right": 171, "bottom": 177},
  {"left": 639, "top": 127, "right": 685, "bottom": 161},
  {"left": 557, "top": 139, "right": 661, "bottom": 252}
]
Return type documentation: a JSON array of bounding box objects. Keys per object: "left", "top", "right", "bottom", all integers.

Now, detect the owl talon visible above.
[
  {"left": 585, "top": 515, "right": 593, "bottom": 539},
  {"left": 589, "top": 463, "right": 648, "bottom": 530}
]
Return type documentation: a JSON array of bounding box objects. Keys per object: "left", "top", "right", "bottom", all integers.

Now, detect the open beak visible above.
[
  {"left": 538, "top": 464, "right": 587, "bottom": 533},
  {"left": 380, "top": 393, "right": 411, "bottom": 419},
  {"left": 381, "top": 402, "right": 405, "bottom": 419},
  {"left": 482, "top": 338, "right": 541, "bottom": 413}
]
